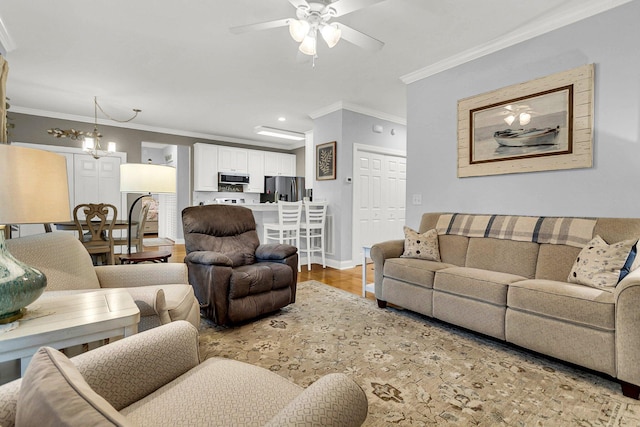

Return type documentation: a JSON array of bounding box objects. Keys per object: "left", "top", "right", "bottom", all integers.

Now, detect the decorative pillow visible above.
[
  {"left": 400, "top": 227, "right": 441, "bottom": 262},
  {"left": 16, "top": 347, "right": 131, "bottom": 427},
  {"left": 568, "top": 236, "right": 638, "bottom": 288},
  {"left": 619, "top": 241, "right": 639, "bottom": 282}
]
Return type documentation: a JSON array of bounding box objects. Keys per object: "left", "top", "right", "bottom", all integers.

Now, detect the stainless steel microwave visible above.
[{"left": 218, "top": 172, "right": 250, "bottom": 184}]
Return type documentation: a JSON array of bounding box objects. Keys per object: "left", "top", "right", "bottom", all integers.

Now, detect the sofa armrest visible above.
[
  {"left": 615, "top": 270, "right": 640, "bottom": 387},
  {"left": 95, "top": 263, "right": 189, "bottom": 288},
  {"left": 370, "top": 239, "right": 404, "bottom": 298},
  {"left": 184, "top": 251, "right": 233, "bottom": 267},
  {"left": 255, "top": 243, "right": 297, "bottom": 261},
  {"left": 264, "top": 373, "right": 368, "bottom": 427},
  {"left": 71, "top": 321, "right": 200, "bottom": 411}
]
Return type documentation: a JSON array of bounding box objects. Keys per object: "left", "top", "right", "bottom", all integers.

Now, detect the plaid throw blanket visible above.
[{"left": 435, "top": 213, "right": 596, "bottom": 248}]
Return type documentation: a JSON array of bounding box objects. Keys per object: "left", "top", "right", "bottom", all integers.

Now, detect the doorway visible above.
[
  {"left": 352, "top": 143, "right": 406, "bottom": 264},
  {"left": 140, "top": 142, "right": 178, "bottom": 242}
]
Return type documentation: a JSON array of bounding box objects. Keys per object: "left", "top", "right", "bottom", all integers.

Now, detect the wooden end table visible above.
[
  {"left": 0, "top": 289, "right": 140, "bottom": 376},
  {"left": 119, "top": 250, "right": 172, "bottom": 264}
]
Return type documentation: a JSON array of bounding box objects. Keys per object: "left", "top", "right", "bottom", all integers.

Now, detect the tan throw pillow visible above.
[
  {"left": 401, "top": 227, "right": 441, "bottom": 262},
  {"left": 568, "top": 235, "right": 637, "bottom": 288},
  {"left": 16, "top": 347, "right": 131, "bottom": 427}
]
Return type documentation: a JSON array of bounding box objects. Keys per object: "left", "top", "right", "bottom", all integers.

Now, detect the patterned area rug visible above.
[{"left": 198, "top": 281, "right": 640, "bottom": 426}]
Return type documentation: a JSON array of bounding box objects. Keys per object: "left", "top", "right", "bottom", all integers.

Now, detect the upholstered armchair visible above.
[
  {"left": 6, "top": 232, "right": 200, "bottom": 332},
  {"left": 182, "top": 205, "right": 298, "bottom": 325},
  {"left": 0, "top": 321, "right": 368, "bottom": 427}
]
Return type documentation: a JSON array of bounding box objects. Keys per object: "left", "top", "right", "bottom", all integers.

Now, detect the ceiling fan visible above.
[{"left": 230, "top": 0, "right": 386, "bottom": 57}]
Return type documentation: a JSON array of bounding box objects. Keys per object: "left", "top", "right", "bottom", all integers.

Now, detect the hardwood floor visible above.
[{"left": 151, "top": 242, "right": 376, "bottom": 300}]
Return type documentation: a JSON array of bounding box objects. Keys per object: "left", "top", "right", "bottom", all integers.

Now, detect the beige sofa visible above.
[
  {"left": 371, "top": 212, "right": 640, "bottom": 398},
  {"left": 0, "top": 321, "right": 368, "bottom": 426},
  {"left": 6, "top": 232, "right": 200, "bottom": 331}
]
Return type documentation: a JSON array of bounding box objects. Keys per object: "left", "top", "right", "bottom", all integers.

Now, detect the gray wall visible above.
[
  {"left": 405, "top": 1, "right": 640, "bottom": 228},
  {"left": 313, "top": 109, "right": 406, "bottom": 265}
]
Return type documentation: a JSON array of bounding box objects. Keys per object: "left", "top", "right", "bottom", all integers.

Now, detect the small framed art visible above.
[{"left": 316, "top": 141, "right": 336, "bottom": 180}]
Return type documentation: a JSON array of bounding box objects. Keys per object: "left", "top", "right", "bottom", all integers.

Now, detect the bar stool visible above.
[
  {"left": 299, "top": 200, "right": 328, "bottom": 270},
  {"left": 263, "top": 201, "right": 303, "bottom": 272}
]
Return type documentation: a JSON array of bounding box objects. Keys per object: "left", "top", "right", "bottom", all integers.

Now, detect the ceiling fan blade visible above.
[
  {"left": 335, "top": 23, "right": 384, "bottom": 51},
  {"left": 324, "top": 0, "right": 386, "bottom": 17},
  {"left": 288, "top": 0, "right": 311, "bottom": 10},
  {"left": 230, "top": 18, "right": 291, "bottom": 34}
]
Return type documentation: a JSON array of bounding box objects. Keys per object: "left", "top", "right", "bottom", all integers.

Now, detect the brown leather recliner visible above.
[{"left": 182, "top": 204, "right": 298, "bottom": 325}]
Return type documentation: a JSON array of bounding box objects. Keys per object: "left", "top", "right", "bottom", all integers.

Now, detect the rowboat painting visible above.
[{"left": 493, "top": 126, "right": 560, "bottom": 147}]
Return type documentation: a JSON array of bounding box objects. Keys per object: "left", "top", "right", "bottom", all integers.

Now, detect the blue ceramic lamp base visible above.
[{"left": 0, "top": 233, "right": 47, "bottom": 324}]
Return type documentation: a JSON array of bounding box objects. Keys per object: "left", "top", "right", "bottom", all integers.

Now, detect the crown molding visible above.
[
  {"left": 400, "top": 0, "right": 634, "bottom": 84},
  {"left": 309, "top": 101, "right": 407, "bottom": 125},
  {"left": 0, "top": 15, "right": 16, "bottom": 54},
  {"left": 10, "top": 105, "right": 307, "bottom": 151}
]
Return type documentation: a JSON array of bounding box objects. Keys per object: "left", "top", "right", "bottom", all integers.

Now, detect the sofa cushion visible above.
[
  {"left": 400, "top": 227, "right": 440, "bottom": 261},
  {"left": 508, "top": 279, "right": 615, "bottom": 331},
  {"left": 438, "top": 234, "right": 469, "bottom": 267},
  {"left": 568, "top": 235, "right": 637, "bottom": 288},
  {"left": 535, "top": 243, "right": 581, "bottom": 281},
  {"left": 384, "top": 258, "right": 453, "bottom": 289},
  {"left": 434, "top": 266, "right": 525, "bottom": 306},
  {"left": 465, "top": 237, "right": 539, "bottom": 279},
  {"left": 16, "top": 347, "right": 131, "bottom": 427},
  {"left": 120, "top": 357, "right": 303, "bottom": 425}
]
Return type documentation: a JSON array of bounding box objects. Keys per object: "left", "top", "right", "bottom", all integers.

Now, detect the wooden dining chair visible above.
[{"left": 73, "top": 203, "right": 118, "bottom": 265}]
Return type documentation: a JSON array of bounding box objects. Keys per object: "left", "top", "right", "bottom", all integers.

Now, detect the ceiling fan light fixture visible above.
[
  {"left": 320, "top": 23, "right": 341, "bottom": 48},
  {"left": 299, "top": 33, "right": 317, "bottom": 56},
  {"left": 289, "top": 19, "right": 310, "bottom": 43}
]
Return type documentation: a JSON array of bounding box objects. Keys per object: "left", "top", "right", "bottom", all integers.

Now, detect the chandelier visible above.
[{"left": 48, "top": 96, "right": 141, "bottom": 159}]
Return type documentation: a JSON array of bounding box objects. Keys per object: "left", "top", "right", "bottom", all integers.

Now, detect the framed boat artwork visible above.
[{"left": 457, "top": 64, "right": 594, "bottom": 177}]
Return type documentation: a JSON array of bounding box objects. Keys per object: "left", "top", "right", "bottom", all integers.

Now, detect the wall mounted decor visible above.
[
  {"left": 316, "top": 141, "right": 336, "bottom": 180},
  {"left": 457, "top": 64, "right": 594, "bottom": 177}
]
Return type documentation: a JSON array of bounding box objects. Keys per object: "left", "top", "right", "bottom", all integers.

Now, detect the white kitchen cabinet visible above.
[
  {"left": 264, "top": 152, "right": 296, "bottom": 176},
  {"left": 193, "top": 143, "right": 218, "bottom": 191},
  {"left": 218, "top": 146, "right": 248, "bottom": 173},
  {"left": 246, "top": 150, "right": 265, "bottom": 193}
]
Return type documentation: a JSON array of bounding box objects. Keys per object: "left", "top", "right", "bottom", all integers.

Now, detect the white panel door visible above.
[
  {"left": 353, "top": 147, "right": 406, "bottom": 264},
  {"left": 382, "top": 156, "right": 406, "bottom": 242},
  {"left": 74, "top": 154, "right": 121, "bottom": 218},
  {"left": 355, "top": 151, "right": 385, "bottom": 250}
]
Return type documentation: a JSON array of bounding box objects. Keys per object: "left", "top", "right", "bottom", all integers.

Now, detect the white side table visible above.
[
  {"left": 0, "top": 288, "right": 140, "bottom": 376},
  {"left": 362, "top": 246, "right": 375, "bottom": 297}
]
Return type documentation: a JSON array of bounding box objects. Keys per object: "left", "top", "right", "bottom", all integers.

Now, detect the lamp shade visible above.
[
  {"left": 0, "top": 144, "right": 70, "bottom": 323},
  {"left": 0, "top": 144, "right": 70, "bottom": 224},
  {"left": 120, "top": 163, "right": 176, "bottom": 193}
]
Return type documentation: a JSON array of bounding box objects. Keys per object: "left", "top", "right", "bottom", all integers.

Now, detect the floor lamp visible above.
[
  {"left": 120, "top": 163, "right": 176, "bottom": 255},
  {"left": 0, "top": 145, "right": 70, "bottom": 323}
]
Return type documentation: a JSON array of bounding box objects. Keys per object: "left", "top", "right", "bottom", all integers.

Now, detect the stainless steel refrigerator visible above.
[{"left": 263, "top": 176, "right": 305, "bottom": 202}]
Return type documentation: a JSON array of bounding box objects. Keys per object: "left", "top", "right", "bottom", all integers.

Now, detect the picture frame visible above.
[
  {"left": 316, "top": 141, "right": 336, "bottom": 180},
  {"left": 457, "top": 64, "right": 594, "bottom": 177}
]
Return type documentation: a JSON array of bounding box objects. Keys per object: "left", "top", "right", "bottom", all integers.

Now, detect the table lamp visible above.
[
  {"left": 120, "top": 163, "right": 176, "bottom": 255},
  {"left": 0, "top": 145, "right": 70, "bottom": 323}
]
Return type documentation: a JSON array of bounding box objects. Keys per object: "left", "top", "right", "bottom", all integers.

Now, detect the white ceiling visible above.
[{"left": 0, "top": 0, "right": 629, "bottom": 149}]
